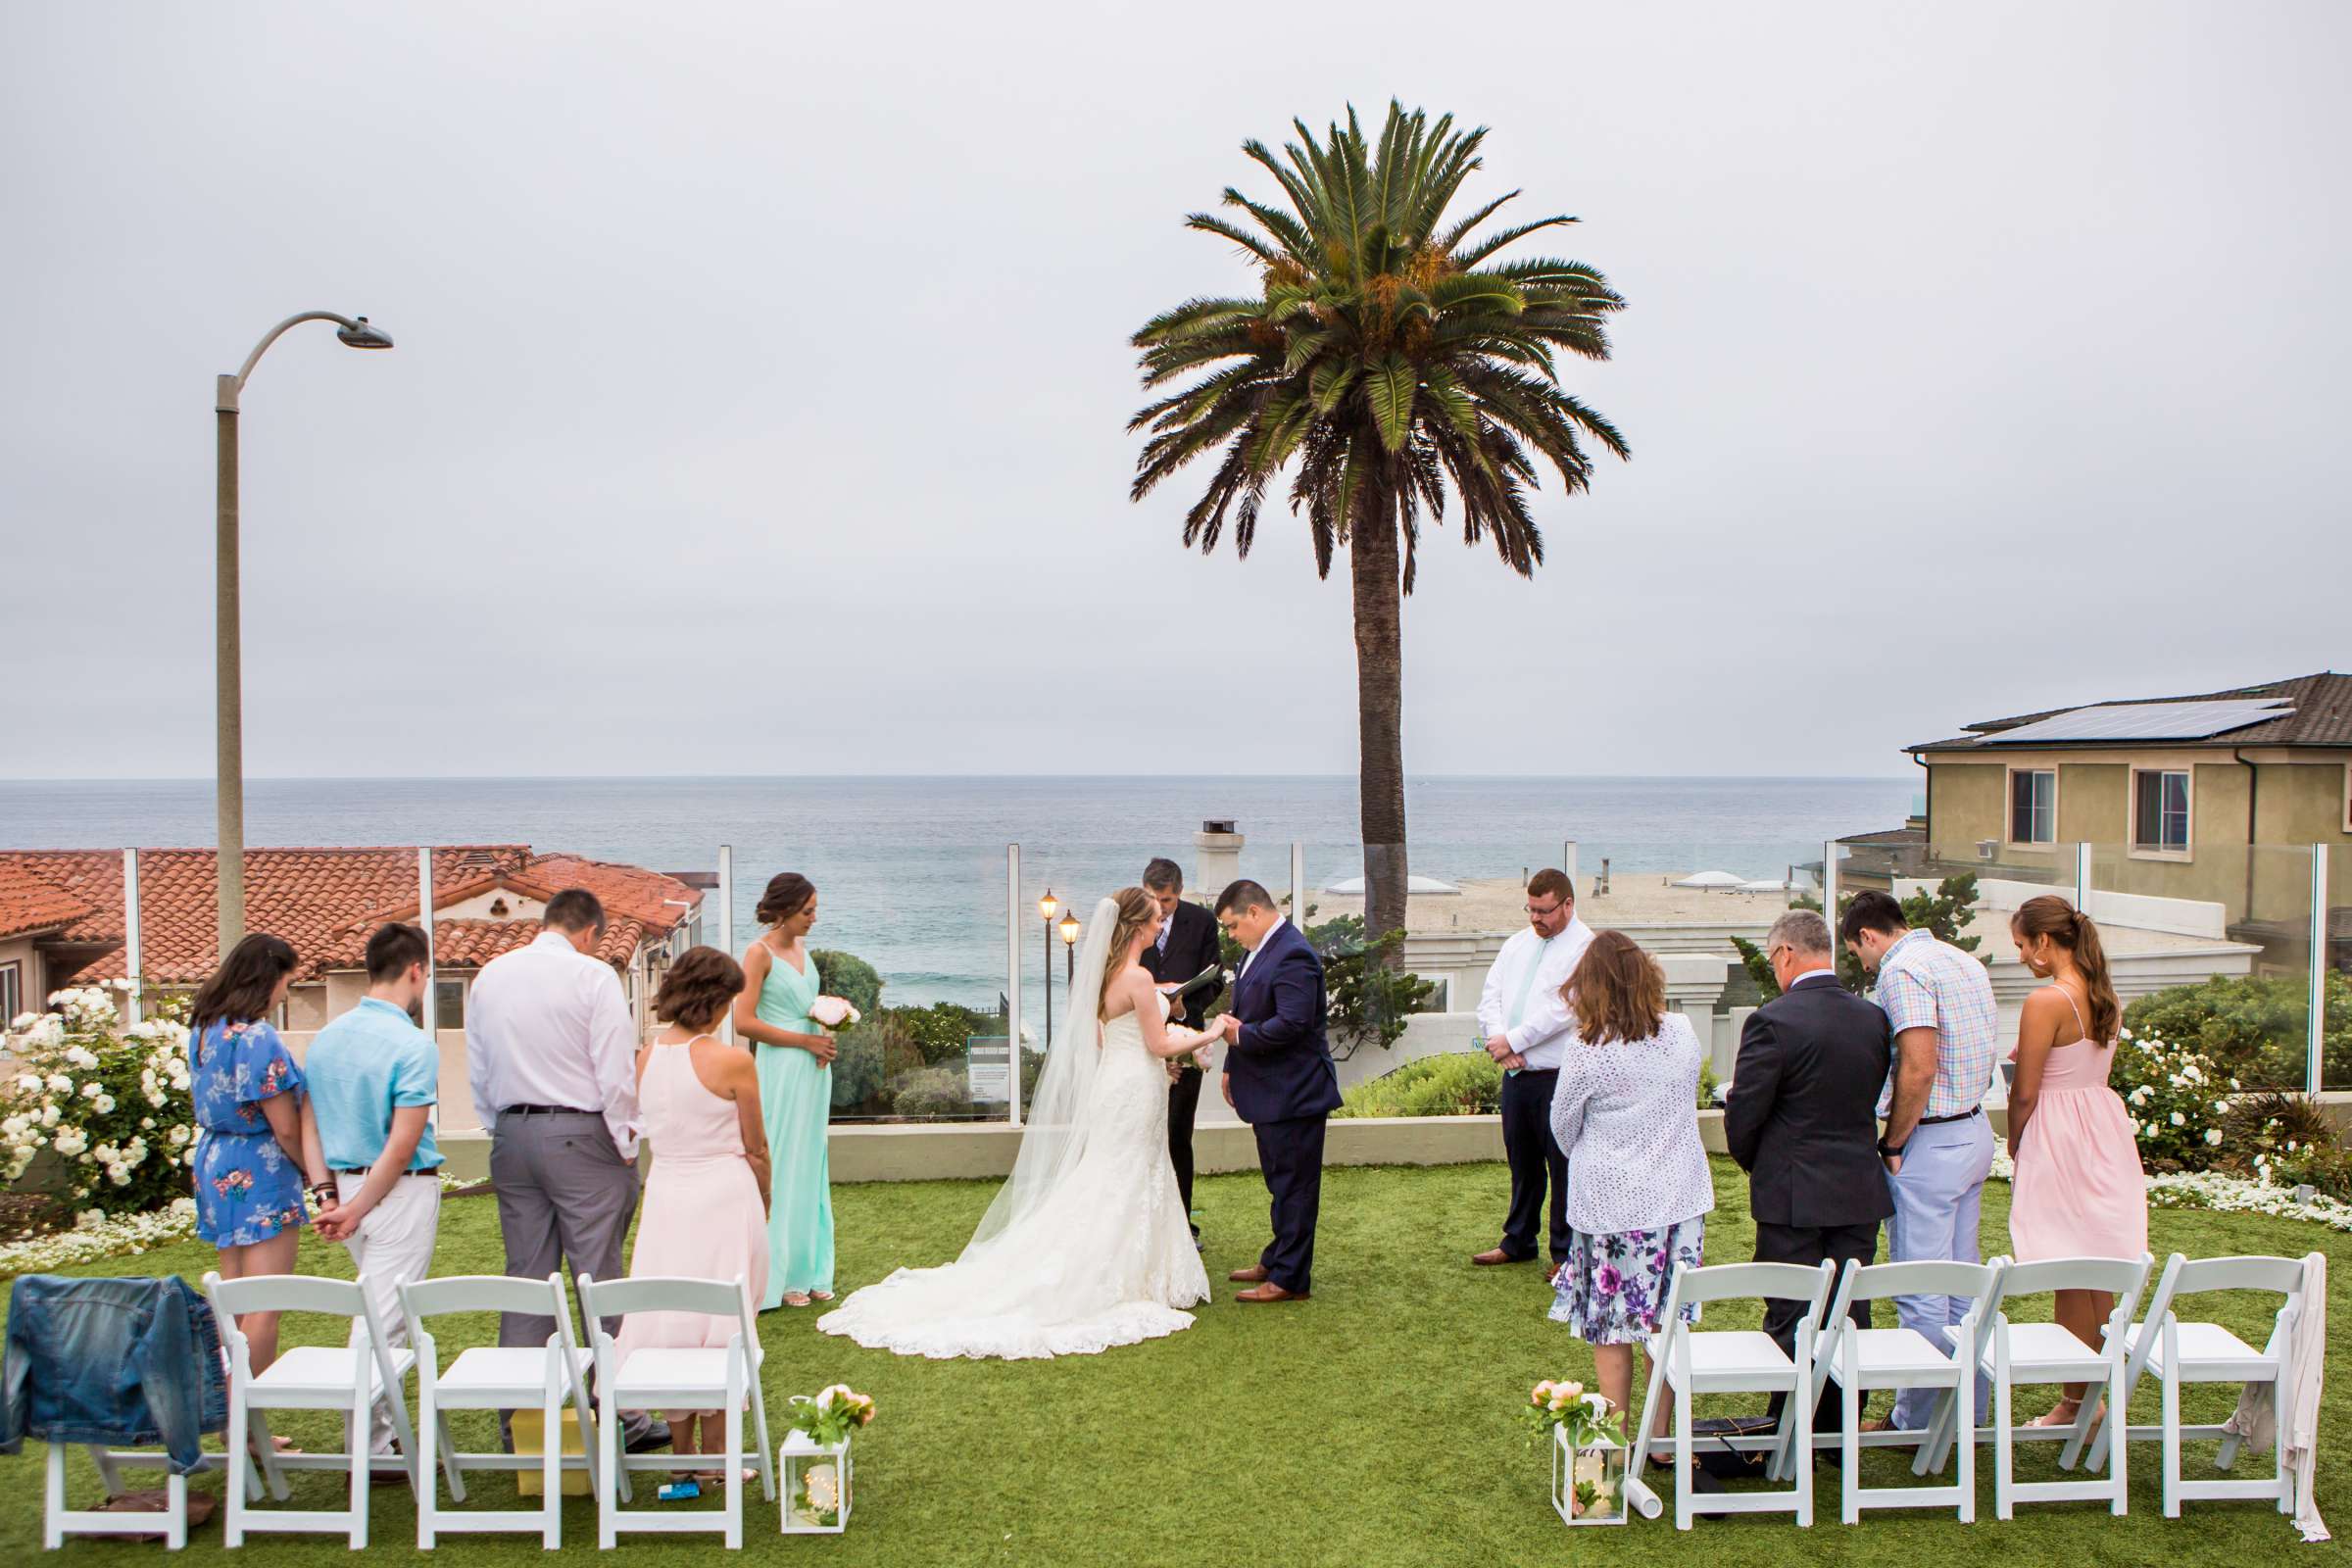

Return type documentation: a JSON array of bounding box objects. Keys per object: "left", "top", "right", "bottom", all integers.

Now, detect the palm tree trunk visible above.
[{"left": 1348, "top": 482, "right": 1409, "bottom": 947}]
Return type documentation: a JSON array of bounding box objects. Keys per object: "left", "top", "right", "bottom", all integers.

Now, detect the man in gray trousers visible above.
[{"left": 466, "top": 887, "right": 666, "bottom": 1450}]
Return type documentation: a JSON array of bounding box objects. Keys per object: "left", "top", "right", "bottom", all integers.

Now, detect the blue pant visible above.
[{"left": 1884, "top": 1112, "right": 1995, "bottom": 1430}]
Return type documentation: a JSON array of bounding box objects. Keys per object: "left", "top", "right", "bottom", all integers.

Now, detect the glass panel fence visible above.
[{"left": 2086, "top": 841, "right": 2314, "bottom": 1093}]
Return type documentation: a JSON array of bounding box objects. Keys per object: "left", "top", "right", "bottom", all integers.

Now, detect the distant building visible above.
[
  {"left": 0, "top": 845, "right": 710, "bottom": 1030},
  {"left": 1904, "top": 670, "right": 2351, "bottom": 946}
]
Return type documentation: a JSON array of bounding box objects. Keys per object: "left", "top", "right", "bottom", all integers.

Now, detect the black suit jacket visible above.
[
  {"left": 1724, "top": 974, "right": 1897, "bottom": 1229},
  {"left": 1142, "top": 899, "right": 1223, "bottom": 1027}
]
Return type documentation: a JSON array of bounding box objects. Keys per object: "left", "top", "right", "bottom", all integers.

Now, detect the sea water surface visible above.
[{"left": 0, "top": 775, "right": 1914, "bottom": 1006}]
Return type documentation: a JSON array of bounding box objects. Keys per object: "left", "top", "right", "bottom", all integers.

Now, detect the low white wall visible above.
[{"left": 1898, "top": 875, "right": 2230, "bottom": 941}]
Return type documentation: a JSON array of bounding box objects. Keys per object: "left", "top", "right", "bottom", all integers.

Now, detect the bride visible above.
[{"left": 816, "top": 888, "right": 1216, "bottom": 1358}]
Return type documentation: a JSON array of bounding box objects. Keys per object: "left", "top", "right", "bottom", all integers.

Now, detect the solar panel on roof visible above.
[{"left": 1983, "top": 700, "right": 2293, "bottom": 745}]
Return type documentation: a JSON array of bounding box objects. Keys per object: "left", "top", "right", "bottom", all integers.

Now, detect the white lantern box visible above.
[
  {"left": 781, "top": 1429, "right": 854, "bottom": 1534},
  {"left": 1551, "top": 1406, "right": 1628, "bottom": 1527}
]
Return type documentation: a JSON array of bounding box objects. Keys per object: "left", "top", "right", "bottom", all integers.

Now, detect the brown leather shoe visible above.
[
  {"left": 1235, "top": 1281, "right": 1308, "bottom": 1303},
  {"left": 1229, "top": 1263, "right": 1269, "bottom": 1284},
  {"left": 1471, "top": 1248, "right": 1530, "bottom": 1266}
]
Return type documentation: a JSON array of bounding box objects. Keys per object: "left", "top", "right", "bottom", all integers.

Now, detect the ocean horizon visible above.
[{"left": 1, "top": 773, "right": 1916, "bottom": 1007}]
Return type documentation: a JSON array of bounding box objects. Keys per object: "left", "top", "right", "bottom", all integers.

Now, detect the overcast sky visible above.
[{"left": 3, "top": 1, "right": 2344, "bottom": 781}]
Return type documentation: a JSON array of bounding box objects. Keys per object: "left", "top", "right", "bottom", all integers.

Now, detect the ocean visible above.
[{"left": 0, "top": 775, "right": 1915, "bottom": 1007}]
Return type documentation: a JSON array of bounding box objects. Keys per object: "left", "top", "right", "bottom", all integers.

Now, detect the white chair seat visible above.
[
  {"left": 1664, "top": 1331, "right": 1793, "bottom": 1390},
  {"left": 2124, "top": 1320, "right": 2270, "bottom": 1380},
  {"left": 251, "top": 1345, "right": 417, "bottom": 1399},
  {"left": 611, "top": 1347, "right": 749, "bottom": 1404},
  {"left": 1976, "top": 1321, "right": 2104, "bottom": 1379},
  {"left": 1834, "top": 1327, "right": 1956, "bottom": 1378},
  {"left": 438, "top": 1346, "right": 595, "bottom": 1399}
]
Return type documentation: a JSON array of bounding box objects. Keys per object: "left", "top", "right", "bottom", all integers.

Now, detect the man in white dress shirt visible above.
[
  {"left": 466, "top": 887, "right": 663, "bottom": 1450},
  {"left": 1471, "top": 868, "right": 1594, "bottom": 1270}
]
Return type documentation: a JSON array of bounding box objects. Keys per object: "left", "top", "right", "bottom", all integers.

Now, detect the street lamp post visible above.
[
  {"left": 1037, "top": 890, "right": 1059, "bottom": 1049},
  {"left": 1059, "top": 906, "right": 1081, "bottom": 983},
  {"left": 214, "top": 312, "right": 393, "bottom": 953}
]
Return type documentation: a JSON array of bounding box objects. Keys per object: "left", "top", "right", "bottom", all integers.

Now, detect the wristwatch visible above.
[{"left": 1877, "top": 1136, "right": 1906, "bottom": 1159}]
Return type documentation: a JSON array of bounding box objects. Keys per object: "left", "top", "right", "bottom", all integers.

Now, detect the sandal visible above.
[
  {"left": 2029, "top": 1397, "right": 2084, "bottom": 1429},
  {"left": 809, "top": 1291, "right": 835, "bottom": 1303},
  {"left": 781, "top": 1291, "right": 811, "bottom": 1308},
  {"left": 693, "top": 1467, "right": 760, "bottom": 1486}
]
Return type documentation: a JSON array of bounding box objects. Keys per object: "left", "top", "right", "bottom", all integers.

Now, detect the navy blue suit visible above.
[{"left": 1226, "top": 920, "right": 1343, "bottom": 1294}]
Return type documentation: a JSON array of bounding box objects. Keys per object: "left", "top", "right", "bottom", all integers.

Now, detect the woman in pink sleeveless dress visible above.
[
  {"left": 2004, "top": 895, "right": 2147, "bottom": 1428},
  {"left": 616, "top": 947, "right": 772, "bottom": 1479}
]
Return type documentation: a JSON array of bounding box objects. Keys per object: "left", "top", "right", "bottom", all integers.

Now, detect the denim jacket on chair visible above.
[{"left": 0, "top": 1274, "right": 228, "bottom": 1475}]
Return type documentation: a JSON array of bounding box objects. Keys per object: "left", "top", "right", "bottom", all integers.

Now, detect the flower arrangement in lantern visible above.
[
  {"left": 1519, "top": 1378, "right": 1627, "bottom": 1526},
  {"left": 780, "top": 1383, "right": 873, "bottom": 1533}
]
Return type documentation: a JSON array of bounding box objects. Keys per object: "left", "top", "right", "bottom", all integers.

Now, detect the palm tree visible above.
[{"left": 1129, "top": 101, "right": 1629, "bottom": 942}]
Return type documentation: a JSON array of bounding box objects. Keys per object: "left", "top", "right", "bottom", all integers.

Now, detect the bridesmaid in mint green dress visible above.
[{"left": 731, "top": 873, "right": 837, "bottom": 1308}]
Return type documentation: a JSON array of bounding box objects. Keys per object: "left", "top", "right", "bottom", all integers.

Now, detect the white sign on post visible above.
[{"left": 965, "top": 1037, "right": 1012, "bottom": 1103}]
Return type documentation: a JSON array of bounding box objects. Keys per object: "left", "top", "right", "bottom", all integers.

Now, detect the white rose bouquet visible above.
[{"left": 808, "top": 997, "right": 861, "bottom": 1031}]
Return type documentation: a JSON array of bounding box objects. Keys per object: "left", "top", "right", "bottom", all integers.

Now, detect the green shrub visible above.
[
  {"left": 2111, "top": 1024, "right": 2230, "bottom": 1173},
  {"left": 1336, "top": 1052, "right": 1502, "bottom": 1118},
  {"left": 811, "top": 950, "right": 884, "bottom": 1016},
  {"left": 1216, "top": 906, "right": 1441, "bottom": 1059},
  {"left": 893, "top": 1001, "right": 995, "bottom": 1067},
  {"left": 893, "top": 1064, "right": 978, "bottom": 1120},
  {"left": 828, "top": 1014, "right": 922, "bottom": 1115},
  {"left": 2123, "top": 972, "right": 2350, "bottom": 1090},
  {"left": 2220, "top": 1091, "right": 2352, "bottom": 1199},
  {"left": 1731, "top": 877, "right": 1983, "bottom": 1002}
]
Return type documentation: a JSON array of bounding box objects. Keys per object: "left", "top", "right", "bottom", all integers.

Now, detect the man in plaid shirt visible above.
[{"left": 1841, "top": 889, "right": 1998, "bottom": 1430}]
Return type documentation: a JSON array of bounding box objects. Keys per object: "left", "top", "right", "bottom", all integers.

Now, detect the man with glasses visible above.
[
  {"left": 1471, "top": 868, "right": 1592, "bottom": 1272},
  {"left": 1724, "top": 908, "right": 1893, "bottom": 1437}
]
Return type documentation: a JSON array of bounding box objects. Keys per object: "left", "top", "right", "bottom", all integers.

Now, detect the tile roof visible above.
[
  {"left": 1909, "top": 671, "right": 2352, "bottom": 753},
  {"left": 0, "top": 846, "right": 697, "bottom": 987}
]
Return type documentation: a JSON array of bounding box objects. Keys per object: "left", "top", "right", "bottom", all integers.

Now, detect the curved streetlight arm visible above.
[{"left": 217, "top": 312, "right": 375, "bottom": 411}]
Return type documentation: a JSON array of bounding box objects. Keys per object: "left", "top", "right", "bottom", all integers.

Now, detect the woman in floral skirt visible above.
[
  {"left": 190, "top": 932, "right": 328, "bottom": 1375},
  {"left": 1546, "top": 931, "right": 1715, "bottom": 1430}
]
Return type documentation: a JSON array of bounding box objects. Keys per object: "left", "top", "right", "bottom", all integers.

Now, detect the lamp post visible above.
[
  {"left": 214, "top": 312, "right": 394, "bottom": 953},
  {"left": 1038, "top": 890, "right": 1059, "bottom": 1049},
  {"left": 1058, "top": 906, "right": 1081, "bottom": 983}
]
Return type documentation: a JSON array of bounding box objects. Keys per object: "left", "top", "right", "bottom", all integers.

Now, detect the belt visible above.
[
  {"left": 502, "top": 1104, "right": 601, "bottom": 1117},
  {"left": 1917, "top": 1107, "right": 1982, "bottom": 1126},
  {"left": 330, "top": 1167, "right": 443, "bottom": 1178}
]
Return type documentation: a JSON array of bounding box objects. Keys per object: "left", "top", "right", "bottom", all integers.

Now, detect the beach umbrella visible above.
[
  {"left": 1323, "top": 874, "right": 1461, "bottom": 896},
  {"left": 1673, "top": 871, "right": 1744, "bottom": 891}
]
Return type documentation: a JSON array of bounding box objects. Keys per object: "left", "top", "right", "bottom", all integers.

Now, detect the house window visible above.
[
  {"left": 434, "top": 978, "right": 466, "bottom": 1031},
  {"left": 0, "top": 962, "right": 19, "bottom": 1024},
  {"left": 2132, "top": 768, "right": 2190, "bottom": 853},
  {"left": 2009, "top": 768, "right": 2056, "bottom": 846}
]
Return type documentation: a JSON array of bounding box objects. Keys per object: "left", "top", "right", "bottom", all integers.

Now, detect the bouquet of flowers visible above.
[
  {"left": 1519, "top": 1378, "right": 1626, "bottom": 1521},
  {"left": 808, "top": 997, "right": 862, "bottom": 1031},
  {"left": 784, "top": 1385, "right": 875, "bottom": 1529}
]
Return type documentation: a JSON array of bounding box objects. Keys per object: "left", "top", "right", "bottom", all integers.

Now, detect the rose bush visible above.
[
  {"left": 2, "top": 984, "right": 195, "bottom": 1221},
  {"left": 2107, "top": 1024, "right": 2232, "bottom": 1174}
]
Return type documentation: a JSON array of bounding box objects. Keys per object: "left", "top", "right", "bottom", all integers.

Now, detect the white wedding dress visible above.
[{"left": 817, "top": 902, "right": 1212, "bottom": 1360}]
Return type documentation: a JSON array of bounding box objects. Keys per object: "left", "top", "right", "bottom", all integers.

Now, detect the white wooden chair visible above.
[
  {"left": 401, "top": 1273, "right": 613, "bottom": 1547},
  {"left": 1922, "top": 1252, "right": 2151, "bottom": 1520},
  {"left": 1773, "top": 1258, "right": 2003, "bottom": 1522},
  {"left": 203, "top": 1271, "right": 419, "bottom": 1548},
  {"left": 40, "top": 1442, "right": 249, "bottom": 1549},
  {"left": 576, "top": 1274, "right": 775, "bottom": 1548},
  {"left": 1631, "top": 1258, "right": 1837, "bottom": 1530},
  {"left": 2084, "top": 1250, "right": 2312, "bottom": 1518}
]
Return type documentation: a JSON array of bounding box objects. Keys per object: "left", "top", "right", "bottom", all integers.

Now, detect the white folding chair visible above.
[
  {"left": 1631, "top": 1259, "right": 1837, "bottom": 1530},
  {"left": 401, "top": 1273, "right": 614, "bottom": 1547},
  {"left": 2085, "top": 1250, "right": 2311, "bottom": 1518},
  {"left": 1773, "top": 1258, "right": 2002, "bottom": 1522},
  {"left": 577, "top": 1274, "right": 775, "bottom": 1548},
  {"left": 1923, "top": 1252, "right": 2150, "bottom": 1519},
  {"left": 203, "top": 1271, "right": 419, "bottom": 1548}
]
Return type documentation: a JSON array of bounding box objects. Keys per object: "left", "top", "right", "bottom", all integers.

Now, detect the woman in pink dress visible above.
[
  {"left": 616, "top": 947, "right": 771, "bottom": 1480},
  {"left": 2004, "top": 894, "right": 2147, "bottom": 1428}
]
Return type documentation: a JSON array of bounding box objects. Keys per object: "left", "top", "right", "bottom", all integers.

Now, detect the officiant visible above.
[
  {"left": 1143, "top": 858, "right": 1222, "bottom": 1246},
  {"left": 1472, "top": 867, "right": 1593, "bottom": 1272}
]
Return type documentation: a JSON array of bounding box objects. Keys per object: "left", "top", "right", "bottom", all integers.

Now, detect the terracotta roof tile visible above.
[{"left": 0, "top": 845, "right": 697, "bottom": 987}]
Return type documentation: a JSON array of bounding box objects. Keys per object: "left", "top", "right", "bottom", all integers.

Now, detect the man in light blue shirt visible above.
[{"left": 305, "top": 921, "right": 442, "bottom": 1460}]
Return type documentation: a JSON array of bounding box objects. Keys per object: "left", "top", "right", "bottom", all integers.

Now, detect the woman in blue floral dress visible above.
[
  {"left": 1545, "top": 931, "right": 1716, "bottom": 1434},
  {"left": 190, "top": 933, "right": 325, "bottom": 1374}
]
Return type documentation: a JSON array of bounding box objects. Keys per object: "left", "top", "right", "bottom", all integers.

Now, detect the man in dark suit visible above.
[
  {"left": 1724, "top": 907, "right": 1896, "bottom": 1434},
  {"left": 1212, "top": 879, "right": 1342, "bottom": 1303},
  {"left": 1141, "top": 858, "right": 1223, "bottom": 1245}
]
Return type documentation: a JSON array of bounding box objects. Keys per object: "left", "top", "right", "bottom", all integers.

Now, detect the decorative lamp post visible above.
[
  {"left": 214, "top": 311, "right": 394, "bottom": 952},
  {"left": 1058, "top": 906, "right": 1082, "bottom": 982},
  {"left": 1038, "top": 890, "right": 1059, "bottom": 1048}
]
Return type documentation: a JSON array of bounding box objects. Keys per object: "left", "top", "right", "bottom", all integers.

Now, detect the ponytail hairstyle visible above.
[
  {"left": 2012, "top": 894, "right": 2120, "bottom": 1044},
  {"left": 1098, "top": 887, "right": 1158, "bottom": 1013},
  {"left": 755, "top": 872, "right": 815, "bottom": 929}
]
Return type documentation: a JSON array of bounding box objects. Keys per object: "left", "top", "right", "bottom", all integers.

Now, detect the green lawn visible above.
[{"left": 3, "top": 1159, "right": 2346, "bottom": 1564}]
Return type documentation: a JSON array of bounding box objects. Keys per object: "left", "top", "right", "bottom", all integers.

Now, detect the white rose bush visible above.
[
  {"left": 2, "top": 983, "right": 195, "bottom": 1222},
  {"left": 2106, "top": 1025, "right": 2230, "bottom": 1173}
]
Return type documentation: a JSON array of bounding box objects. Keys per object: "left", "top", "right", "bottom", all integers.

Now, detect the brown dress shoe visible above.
[
  {"left": 1235, "top": 1281, "right": 1308, "bottom": 1303},
  {"left": 1471, "top": 1248, "right": 1530, "bottom": 1266},
  {"left": 1228, "top": 1263, "right": 1269, "bottom": 1284}
]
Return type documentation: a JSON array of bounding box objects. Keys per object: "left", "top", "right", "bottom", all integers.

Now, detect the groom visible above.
[{"left": 1213, "top": 880, "right": 1342, "bottom": 1304}]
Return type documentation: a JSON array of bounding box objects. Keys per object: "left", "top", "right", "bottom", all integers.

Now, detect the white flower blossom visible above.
[
  {"left": 2204, "top": 1128, "right": 2224, "bottom": 1147},
  {"left": 2169, "top": 1110, "right": 2186, "bottom": 1127}
]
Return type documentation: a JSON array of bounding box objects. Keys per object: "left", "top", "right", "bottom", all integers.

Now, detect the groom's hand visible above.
[
  {"left": 1220, "top": 1073, "right": 1234, "bottom": 1108},
  {"left": 1218, "top": 1013, "right": 1242, "bottom": 1045}
]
